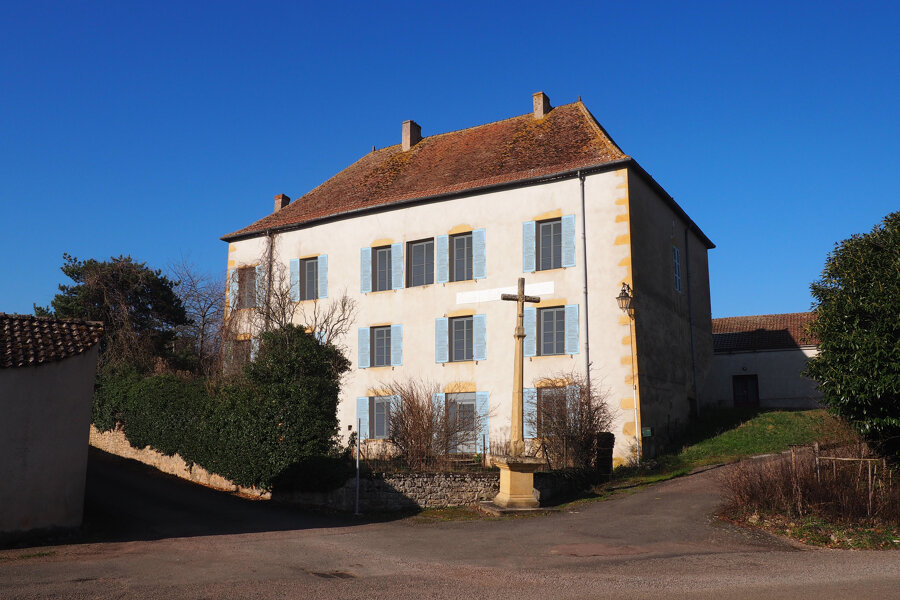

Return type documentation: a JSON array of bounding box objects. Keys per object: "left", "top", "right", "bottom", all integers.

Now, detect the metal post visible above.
[
  {"left": 355, "top": 418, "right": 361, "bottom": 516},
  {"left": 813, "top": 442, "right": 820, "bottom": 484},
  {"left": 867, "top": 460, "right": 873, "bottom": 518}
]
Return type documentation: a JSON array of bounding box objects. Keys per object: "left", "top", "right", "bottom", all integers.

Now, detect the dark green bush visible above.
[{"left": 92, "top": 325, "right": 351, "bottom": 490}]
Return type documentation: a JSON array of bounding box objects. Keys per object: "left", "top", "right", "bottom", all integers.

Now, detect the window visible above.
[
  {"left": 300, "top": 258, "right": 318, "bottom": 300},
  {"left": 538, "top": 307, "right": 565, "bottom": 355},
  {"left": 450, "top": 316, "right": 473, "bottom": 362},
  {"left": 537, "top": 219, "right": 562, "bottom": 271},
  {"left": 225, "top": 339, "right": 251, "bottom": 375},
  {"left": 451, "top": 233, "right": 473, "bottom": 281},
  {"left": 370, "top": 396, "right": 391, "bottom": 439},
  {"left": 371, "top": 326, "right": 391, "bottom": 367},
  {"left": 673, "top": 245, "right": 682, "bottom": 292},
  {"left": 237, "top": 267, "right": 257, "bottom": 309},
  {"left": 407, "top": 239, "right": 434, "bottom": 287},
  {"left": 446, "top": 392, "right": 476, "bottom": 453},
  {"left": 373, "top": 246, "right": 392, "bottom": 292},
  {"left": 536, "top": 387, "right": 567, "bottom": 437},
  {"left": 435, "top": 314, "right": 485, "bottom": 363}
]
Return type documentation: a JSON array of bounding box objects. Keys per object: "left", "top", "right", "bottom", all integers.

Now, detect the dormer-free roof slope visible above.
[
  {"left": 223, "top": 101, "right": 629, "bottom": 240},
  {"left": 712, "top": 312, "right": 819, "bottom": 353}
]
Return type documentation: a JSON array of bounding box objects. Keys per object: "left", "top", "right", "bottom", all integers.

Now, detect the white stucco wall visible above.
[
  {"left": 226, "top": 167, "right": 708, "bottom": 460},
  {"left": 0, "top": 346, "right": 99, "bottom": 533},
  {"left": 707, "top": 347, "right": 822, "bottom": 409}
]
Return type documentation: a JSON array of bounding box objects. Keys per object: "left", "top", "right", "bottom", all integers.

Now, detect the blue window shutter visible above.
[
  {"left": 358, "top": 327, "right": 370, "bottom": 368},
  {"left": 289, "top": 259, "right": 300, "bottom": 302},
  {"left": 228, "top": 269, "right": 238, "bottom": 311},
  {"left": 435, "top": 317, "right": 449, "bottom": 363},
  {"left": 255, "top": 264, "right": 266, "bottom": 307},
  {"left": 356, "top": 397, "right": 369, "bottom": 441},
  {"left": 562, "top": 214, "right": 576, "bottom": 268},
  {"left": 524, "top": 388, "right": 537, "bottom": 438},
  {"left": 314, "top": 330, "right": 326, "bottom": 343},
  {"left": 473, "top": 314, "right": 487, "bottom": 361},
  {"left": 432, "top": 392, "right": 445, "bottom": 416},
  {"left": 522, "top": 221, "right": 536, "bottom": 272},
  {"left": 318, "top": 254, "right": 328, "bottom": 298},
  {"left": 565, "top": 304, "right": 580, "bottom": 355},
  {"left": 475, "top": 391, "right": 489, "bottom": 451},
  {"left": 360, "top": 248, "right": 372, "bottom": 293},
  {"left": 391, "top": 324, "right": 403, "bottom": 366},
  {"left": 391, "top": 242, "right": 404, "bottom": 289},
  {"left": 250, "top": 338, "right": 259, "bottom": 361},
  {"left": 524, "top": 307, "right": 537, "bottom": 357},
  {"left": 436, "top": 235, "right": 450, "bottom": 283},
  {"left": 473, "top": 228, "right": 486, "bottom": 279}
]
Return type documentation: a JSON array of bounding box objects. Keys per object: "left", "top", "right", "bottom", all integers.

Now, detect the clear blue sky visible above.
[{"left": 2, "top": 1, "right": 897, "bottom": 318}]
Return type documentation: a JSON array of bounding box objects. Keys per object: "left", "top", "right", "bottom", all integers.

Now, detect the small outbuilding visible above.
[
  {"left": 706, "top": 312, "right": 821, "bottom": 409},
  {"left": 0, "top": 313, "right": 103, "bottom": 535}
]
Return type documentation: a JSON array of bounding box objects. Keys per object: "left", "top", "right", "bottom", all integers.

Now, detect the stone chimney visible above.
[
  {"left": 533, "top": 91, "right": 552, "bottom": 119},
  {"left": 273, "top": 193, "right": 291, "bottom": 213},
  {"left": 402, "top": 120, "right": 422, "bottom": 151}
]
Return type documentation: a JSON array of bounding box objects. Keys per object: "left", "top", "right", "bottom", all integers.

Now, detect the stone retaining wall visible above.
[
  {"left": 274, "top": 472, "right": 500, "bottom": 511},
  {"left": 89, "top": 426, "right": 270, "bottom": 499}
]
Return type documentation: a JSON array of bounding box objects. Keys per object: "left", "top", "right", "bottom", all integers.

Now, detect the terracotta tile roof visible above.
[
  {"left": 1, "top": 313, "right": 104, "bottom": 368},
  {"left": 712, "top": 312, "right": 818, "bottom": 353},
  {"left": 222, "top": 101, "right": 629, "bottom": 240}
]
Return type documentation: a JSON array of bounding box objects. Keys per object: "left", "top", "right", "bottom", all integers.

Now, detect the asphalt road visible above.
[{"left": 2, "top": 449, "right": 898, "bottom": 599}]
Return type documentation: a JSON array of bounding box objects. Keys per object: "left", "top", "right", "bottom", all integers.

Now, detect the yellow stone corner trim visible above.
[
  {"left": 443, "top": 381, "right": 477, "bottom": 393},
  {"left": 227, "top": 259, "right": 236, "bottom": 267},
  {"left": 622, "top": 421, "right": 636, "bottom": 437},
  {"left": 618, "top": 256, "right": 631, "bottom": 267},
  {"left": 614, "top": 234, "right": 630, "bottom": 246},
  {"left": 621, "top": 335, "right": 632, "bottom": 346},
  {"left": 620, "top": 355, "right": 633, "bottom": 366},
  {"left": 613, "top": 456, "right": 626, "bottom": 468},
  {"left": 533, "top": 208, "right": 562, "bottom": 221},
  {"left": 228, "top": 244, "right": 236, "bottom": 253},
  {"left": 366, "top": 388, "right": 393, "bottom": 397},
  {"left": 445, "top": 308, "right": 476, "bottom": 318},
  {"left": 448, "top": 224, "right": 473, "bottom": 235},
  {"left": 615, "top": 213, "right": 629, "bottom": 223},
  {"left": 618, "top": 315, "right": 631, "bottom": 325},
  {"left": 370, "top": 238, "right": 393, "bottom": 248},
  {"left": 236, "top": 333, "right": 252, "bottom": 341},
  {"left": 620, "top": 397, "right": 635, "bottom": 410}
]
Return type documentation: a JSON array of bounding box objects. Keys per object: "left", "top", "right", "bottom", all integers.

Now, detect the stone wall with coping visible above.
[{"left": 89, "top": 426, "right": 270, "bottom": 499}]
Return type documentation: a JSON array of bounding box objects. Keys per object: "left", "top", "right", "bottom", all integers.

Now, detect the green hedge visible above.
[{"left": 93, "top": 326, "right": 352, "bottom": 490}]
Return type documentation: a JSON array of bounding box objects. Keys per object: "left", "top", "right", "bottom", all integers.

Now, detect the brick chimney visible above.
[
  {"left": 402, "top": 120, "right": 422, "bottom": 151},
  {"left": 533, "top": 91, "right": 552, "bottom": 119},
  {"left": 273, "top": 193, "right": 291, "bottom": 213}
]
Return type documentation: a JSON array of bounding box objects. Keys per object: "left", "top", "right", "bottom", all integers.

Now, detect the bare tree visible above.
[
  {"left": 170, "top": 259, "right": 224, "bottom": 374},
  {"left": 525, "top": 371, "right": 613, "bottom": 469},
  {"left": 221, "top": 235, "right": 358, "bottom": 373}
]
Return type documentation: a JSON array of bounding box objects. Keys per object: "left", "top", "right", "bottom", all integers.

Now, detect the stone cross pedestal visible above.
[{"left": 492, "top": 277, "right": 544, "bottom": 509}]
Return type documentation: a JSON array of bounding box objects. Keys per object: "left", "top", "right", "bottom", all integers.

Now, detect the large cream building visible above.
[{"left": 221, "top": 92, "right": 715, "bottom": 462}]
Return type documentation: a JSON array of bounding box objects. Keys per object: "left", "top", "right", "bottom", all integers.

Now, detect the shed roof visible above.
[
  {"left": 1, "top": 313, "right": 104, "bottom": 368},
  {"left": 712, "top": 312, "right": 818, "bottom": 353}
]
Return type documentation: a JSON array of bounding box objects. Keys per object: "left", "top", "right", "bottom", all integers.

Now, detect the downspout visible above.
[
  {"left": 684, "top": 228, "right": 699, "bottom": 416},
  {"left": 578, "top": 171, "right": 592, "bottom": 392}
]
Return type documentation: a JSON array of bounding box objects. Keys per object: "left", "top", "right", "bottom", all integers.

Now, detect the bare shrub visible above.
[
  {"left": 721, "top": 439, "right": 900, "bottom": 526},
  {"left": 377, "top": 379, "right": 488, "bottom": 471},
  {"left": 170, "top": 259, "right": 224, "bottom": 375},
  {"left": 525, "top": 371, "right": 613, "bottom": 469}
]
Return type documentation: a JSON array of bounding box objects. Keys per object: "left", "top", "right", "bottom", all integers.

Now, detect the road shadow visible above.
[{"left": 4, "top": 448, "right": 384, "bottom": 550}]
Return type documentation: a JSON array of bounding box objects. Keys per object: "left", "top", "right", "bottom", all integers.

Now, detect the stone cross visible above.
[{"left": 501, "top": 277, "right": 541, "bottom": 456}]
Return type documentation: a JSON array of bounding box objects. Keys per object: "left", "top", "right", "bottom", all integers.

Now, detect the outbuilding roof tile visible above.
[
  {"left": 1, "top": 313, "right": 104, "bottom": 368},
  {"left": 712, "top": 312, "right": 818, "bottom": 353}
]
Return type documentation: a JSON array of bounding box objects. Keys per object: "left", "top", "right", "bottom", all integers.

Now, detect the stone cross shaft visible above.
[{"left": 500, "top": 277, "right": 541, "bottom": 456}]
